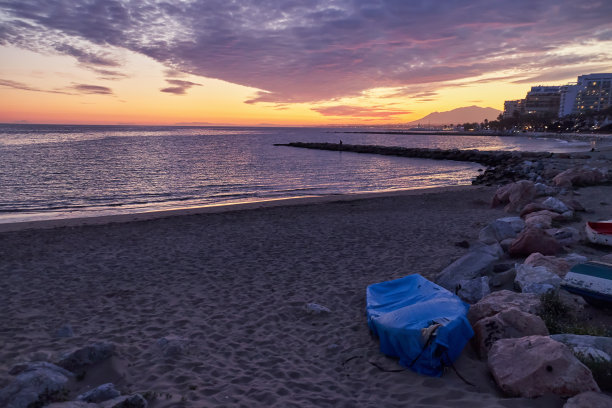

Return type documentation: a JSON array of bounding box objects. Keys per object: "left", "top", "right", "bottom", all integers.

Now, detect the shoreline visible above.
[{"left": 0, "top": 185, "right": 471, "bottom": 232}]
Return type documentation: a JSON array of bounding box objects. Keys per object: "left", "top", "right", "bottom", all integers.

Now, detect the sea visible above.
[{"left": 0, "top": 124, "right": 606, "bottom": 224}]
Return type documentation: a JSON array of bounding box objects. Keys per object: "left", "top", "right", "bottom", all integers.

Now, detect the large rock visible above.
[
  {"left": 515, "top": 263, "right": 562, "bottom": 294},
  {"left": 0, "top": 362, "right": 72, "bottom": 408},
  {"left": 492, "top": 180, "right": 536, "bottom": 213},
  {"left": 509, "top": 227, "right": 563, "bottom": 257},
  {"left": 553, "top": 166, "right": 608, "bottom": 188},
  {"left": 524, "top": 210, "right": 554, "bottom": 229},
  {"left": 520, "top": 202, "right": 548, "bottom": 217},
  {"left": 436, "top": 243, "right": 502, "bottom": 291},
  {"left": 564, "top": 391, "right": 612, "bottom": 408},
  {"left": 472, "top": 308, "right": 549, "bottom": 358},
  {"left": 488, "top": 267, "right": 516, "bottom": 289},
  {"left": 542, "top": 196, "right": 571, "bottom": 213},
  {"left": 467, "top": 289, "right": 541, "bottom": 325},
  {"left": 524, "top": 252, "right": 571, "bottom": 277},
  {"left": 56, "top": 342, "right": 115, "bottom": 372},
  {"left": 488, "top": 336, "right": 600, "bottom": 398},
  {"left": 77, "top": 383, "right": 121, "bottom": 403},
  {"left": 478, "top": 217, "right": 525, "bottom": 244},
  {"left": 551, "top": 334, "right": 612, "bottom": 362},
  {"left": 457, "top": 276, "right": 490, "bottom": 304}
]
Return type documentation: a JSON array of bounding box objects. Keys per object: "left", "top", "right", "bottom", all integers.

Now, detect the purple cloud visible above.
[
  {"left": 1, "top": 1, "right": 611, "bottom": 103},
  {"left": 160, "top": 79, "right": 201, "bottom": 95},
  {"left": 71, "top": 83, "right": 113, "bottom": 95},
  {"left": 0, "top": 78, "right": 71, "bottom": 94}
]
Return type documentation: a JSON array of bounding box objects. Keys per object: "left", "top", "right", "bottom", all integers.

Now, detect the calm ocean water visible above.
[{"left": 0, "top": 124, "right": 601, "bottom": 223}]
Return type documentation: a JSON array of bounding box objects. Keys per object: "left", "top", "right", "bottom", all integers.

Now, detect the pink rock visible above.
[
  {"left": 553, "top": 167, "right": 608, "bottom": 188},
  {"left": 492, "top": 180, "right": 536, "bottom": 213},
  {"left": 564, "top": 391, "right": 612, "bottom": 408},
  {"left": 488, "top": 336, "right": 600, "bottom": 398},
  {"left": 509, "top": 227, "right": 563, "bottom": 257},
  {"left": 467, "top": 290, "right": 541, "bottom": 325},
  {"left": 524, "top": 211, "right": 553, "bottom": 229},
  {"left": 524, "top": 252, "right": 571, "bottom": 277},
  {"left": 472, "top": 308, "right": 549, "bottom": 358},
  {"left": 520, "top": 202, "right": 548, "bottom": 217}
]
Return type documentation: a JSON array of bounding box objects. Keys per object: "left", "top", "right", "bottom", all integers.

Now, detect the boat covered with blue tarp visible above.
[{"left": 366, "top": 274, "right": 474, "bottom": 376}]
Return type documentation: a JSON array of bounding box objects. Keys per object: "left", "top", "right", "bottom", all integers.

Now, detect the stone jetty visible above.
[{"left": 275, "top": 142, "right": 599, "bottom": 186}]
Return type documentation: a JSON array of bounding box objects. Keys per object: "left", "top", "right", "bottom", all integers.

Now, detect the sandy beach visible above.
[{"left": 1, "top": 184, "right": 610, "bottom": 407}]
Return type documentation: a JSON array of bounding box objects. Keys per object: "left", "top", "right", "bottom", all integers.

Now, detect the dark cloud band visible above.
[{"left": 1, "top": 0, "right": 611, "bottom": 103}]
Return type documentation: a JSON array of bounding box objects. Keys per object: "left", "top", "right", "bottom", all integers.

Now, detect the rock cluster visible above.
[
  {"left": 0, "top": 342, "right": 148, "bottom": 408},
  {"left": 434, "top": 156, "right": 612, "bottom": 400}
]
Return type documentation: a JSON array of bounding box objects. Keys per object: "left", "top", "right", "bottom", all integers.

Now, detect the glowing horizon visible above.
[{"left": 1, "top": 1, "right": 611, "bottom": 126}]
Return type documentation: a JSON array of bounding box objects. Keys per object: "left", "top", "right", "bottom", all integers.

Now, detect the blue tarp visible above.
[{"left": 366, "top": 274, "right": 474, "bottom": 376}]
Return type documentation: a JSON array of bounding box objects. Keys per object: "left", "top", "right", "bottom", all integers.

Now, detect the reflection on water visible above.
[{"left": 0, "top": 124, "right": 608, "bottom": 223}]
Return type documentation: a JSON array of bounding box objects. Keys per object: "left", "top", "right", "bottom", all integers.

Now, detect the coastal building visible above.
[
  {"left": 558, "top": 83, "right": 579, "bottom": 117},
  {"left": 573, "top": 73, "right": 612, "bottom": 114},
  {"left": 503, "top": 100, "right": 523, "bottom": 118},
  {"left": 523, "top": 86, "right": 561, "bottom": 116}
]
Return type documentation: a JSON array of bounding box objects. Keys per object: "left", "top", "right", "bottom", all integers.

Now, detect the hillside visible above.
[{"left": 408, "top": 106, "right": 501, "bottom": 126}]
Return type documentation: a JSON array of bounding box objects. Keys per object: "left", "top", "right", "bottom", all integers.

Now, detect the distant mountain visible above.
[{"left": 407, "top": 106, "right": 501, "bottom": 126}]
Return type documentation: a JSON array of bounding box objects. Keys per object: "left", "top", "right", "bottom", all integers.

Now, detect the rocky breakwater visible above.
[
  {"left": 275, "top": 142, "right": 611, "bottom": 187},
  {"left": 275, "top": 142, "right": 551, "bottom": 171}
]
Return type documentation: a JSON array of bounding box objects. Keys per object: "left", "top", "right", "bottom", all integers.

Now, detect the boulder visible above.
[
  {"left": 515, "top": 263, "right": 562, "bottom": 294},
  {"left": 488, "top": 267, "right": 516, "bottom": 289},
  {"left": 546, "top": 227, "right": 581, "bottom": 247},
  {"left": 492, "top": 180, "right": 536, "bottom": 213},
  {"left": 156, "top": 335, "right": 190, "bottom": 357},
  {"left": 0, "top": 363, "right": 72, "bottom": 408},
  {"left": 524, "top": 253, "right": 571, "bottom": 277},
  {"left": 56, "top": 342, "right": 115, "bottom": 372},
  {"left": 478, "top": 217, "right": 525, "bottom": 244},
  {"left": 553, "top": 167, "right": 608, "bottom": 188},
  {"left": 520, "top": 202, "right": 548, "bottom": 217},
  {"left": 488, "top": 336, "right": 599, "bottom": 398},
  {"left": 77, "top": 383, "right": 121, "bottom": 403},
  {"left": 564, "top": 392, "right": 612, "bottom": 408},
  {"left": 534, "top": 182, "right": 558, "bottom": 197},
  {"left": 509, "top": 227, "right": 563, "bottom": 257},
  {"left": 467, "top": 290, "right": 541, "bottom": 325},
  {"left": 524, "top": 211, "right": 554, "bottom": 229},
  {"left": 542, "top": 196, "right": 571, "bottom": 213},
  {"left": 551, "top": 334, "right": 612, "bottom": 362},
  {"left": 457, "top": 276, "right": 490, "bottom": 304},
  {"left": 472, "top": 308, "right": 549, "bottom": 358},
  {"left": 436, "top": 243, "right": 503, "bottom": 291}
]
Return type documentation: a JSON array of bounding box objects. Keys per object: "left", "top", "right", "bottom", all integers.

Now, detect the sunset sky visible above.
[{"left": 1, "top": 1, "right": 611, "bottom": 126}]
